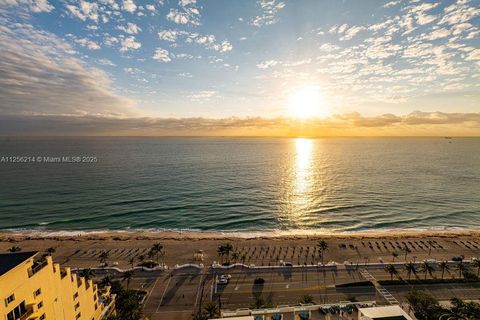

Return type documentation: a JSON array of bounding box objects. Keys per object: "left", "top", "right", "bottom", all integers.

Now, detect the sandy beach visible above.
[{"left": 1, "top": 229, "right": 479, "bottom": 270}]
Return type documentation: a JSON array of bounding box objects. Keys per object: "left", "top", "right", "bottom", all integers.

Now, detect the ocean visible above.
[{"left": 0, "top": 137, "right": 479, "bottom": 234}]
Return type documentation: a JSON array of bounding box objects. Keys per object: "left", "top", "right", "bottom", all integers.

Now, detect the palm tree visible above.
[
  {"left": 419, "top": 261, "right": 435, "bottom": 280},
  {"left": 128, "top": 257, "right": 135, "bottom": 269},
  {"left": 46, "top": 247, "right": 55, "bottom": 256},
  {"left": 404, "top": 262, "right": 417, "bottom": 280},
  {"left": 8, "top": 246, "right": 21, "bottom": 252},
  {"left": 147, "top": 249, "right": 155, "bottom": 261},
  {"left": 300, "top": 294, "right": 314, "bottom": 304},
  {"left": 99, "top": 275, "right": 112, "bottom": 287},
  {"left": 455, "top": 263, "right": 466, "bottom": 278},
  {"left": 79, "top": 268, "right": 95, "bottom": 281},
  {"left": 392, "top": 252, "right": 399, "bottom": 262},
  {"left": 317, "top": 240, "right": 328, "bottom": 265},
  {"left": 217, "top": 245, "right": 226, "bottom": 264},
  {"left": 203, "top": 302, "right": 220, "bottom": 319},
  {"left": 231, "top": 251, "right": 239, "bottom": 263},
  {"left": 223, "top": 243, "right": 233, "bottom": 263},
  {"left": 438, "top": 261, "right": 450, "bottom": 279},
  {"left": 471, "top": 259, "right": 480, "bottom": 277},
  {"left": 240, "top": 253, "right": 247, "bottom": 264},
  {"left": 384, "top": 264, "right": 398, "bottom": 280},
  {"left": 403, "top": 245, "right": 411, "bottom": 261},
  {"left": 122, "top": 270, "right": 134, "bottom": 290},
  {"left": 99, "top": 251, "right": 109, "bottom": 266},
  {"left": 151, "top": 243, "right": 164, "bottom": 264}
]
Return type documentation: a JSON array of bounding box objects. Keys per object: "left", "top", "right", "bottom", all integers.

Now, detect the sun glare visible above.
[{"left": 288, "top": 85, "right": 329, "bottom": 119}]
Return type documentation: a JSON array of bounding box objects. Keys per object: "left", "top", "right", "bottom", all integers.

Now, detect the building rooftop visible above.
[
  {"left": 0, "top": 251, "right": 37, "bottom": 277},
  {"left": 358, "top": 306, "right": 412, "bottom": 320}
]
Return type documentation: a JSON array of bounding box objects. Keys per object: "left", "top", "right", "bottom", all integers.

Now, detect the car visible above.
[
  {"left": 452, "top": 256, "right": 464, "bottom": 262},
  {"left": 220, "top": 274, "right": 232, "bottom": 280},
  {"left": 216, "top": 278, "right": 228, "bottom": 285}
]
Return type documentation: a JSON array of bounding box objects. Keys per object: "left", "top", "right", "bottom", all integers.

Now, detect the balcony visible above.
[
  {"left": 18, "top": 304, "right": 35, "bottom": 320},
  {"left": 28, "top": 259, "right": 48, "bottom": 278}
]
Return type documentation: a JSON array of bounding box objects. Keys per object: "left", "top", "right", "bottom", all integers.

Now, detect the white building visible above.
[{"left": 358, "top": 306, "right": 413, "bottom": 320}]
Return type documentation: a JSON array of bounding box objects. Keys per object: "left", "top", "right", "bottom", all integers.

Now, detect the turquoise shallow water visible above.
[{"left": 0, "top": 137, "right": 479, "bottom": 233}]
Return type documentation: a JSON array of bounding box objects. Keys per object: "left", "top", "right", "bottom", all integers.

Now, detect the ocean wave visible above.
[{"left": 1, "top": 226, "right": 478, "bottom": 239}]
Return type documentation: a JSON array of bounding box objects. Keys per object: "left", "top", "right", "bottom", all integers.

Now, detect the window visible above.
[
  {"left": 37, "top": 301, "right": 43, "bottom": 309},
  {"left": 73, "top": 292, "right": 79, "bottom": 300},
  {"left": 39, "top": 314, "right": 46, "bottom": 320},
  {"left": 75, "top": 312, "right": 81, "bottom": 319},
  {"left": 75, "top": 302, "right": 80, "bottom": 310},
  {"left": 6, "top": 301, "right": 26, "bottom": 320},
  {"left": 34, "top": 288, "right": 42, "bottom": 297},
  {"left": 5, "top": 294, "right": 15, "bottom": 306}
]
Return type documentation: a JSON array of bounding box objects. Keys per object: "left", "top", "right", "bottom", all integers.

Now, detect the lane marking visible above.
[
  {"left": 143, "top": 276, "right": 160, "bottom": 306},
  {"left": 194, "top": 274, "right": 204, "bottom": 308},
  {"left": 156, "top": 275, "right": 172, "bottom": 313}
]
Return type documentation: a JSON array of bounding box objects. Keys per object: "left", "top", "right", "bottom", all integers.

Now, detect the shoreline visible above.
[{"left": 2, "top": 227, "right": 480, "bottom": 240}]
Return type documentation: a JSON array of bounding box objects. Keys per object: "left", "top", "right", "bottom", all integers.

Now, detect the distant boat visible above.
[{"left": 444, "top": 137, "right": 452, "bottom": 139}]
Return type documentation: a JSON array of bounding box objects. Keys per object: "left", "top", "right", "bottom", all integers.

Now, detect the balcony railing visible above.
[
  {"left": 28, "top": 259, "right": 48, "bottom": 277},
  {"left": 18, "top": 305, "right": 34, "bottom": 320}
]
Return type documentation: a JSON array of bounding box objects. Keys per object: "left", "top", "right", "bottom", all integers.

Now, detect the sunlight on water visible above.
[
  {"left": 281, "top": 138, "right": 315, "bottom": 227},
  {"left": 294, "top": 138, "right": 313, "bottom": 198}
]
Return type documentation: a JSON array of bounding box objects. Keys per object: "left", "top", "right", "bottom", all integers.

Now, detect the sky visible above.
[{"left": 0, "top": 0, "right": 479, "bottom": 136}]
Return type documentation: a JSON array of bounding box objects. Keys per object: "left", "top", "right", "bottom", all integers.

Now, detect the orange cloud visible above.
[{"left": 0, "top": 111, "right": 479, "bottom": 136}]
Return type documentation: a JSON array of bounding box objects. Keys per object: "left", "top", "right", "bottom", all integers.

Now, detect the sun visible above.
[{"left": 288, "top": 85, "right": 329, "bottom": 119}]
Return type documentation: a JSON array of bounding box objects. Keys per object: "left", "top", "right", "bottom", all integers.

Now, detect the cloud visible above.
[
  {"left": 1, "top": 112, "right": 478, "bottom": 136},
  {"left": 178, "top": 72, "right": 193, "bottom": 78},
  {"left": 256, "top": 60, "right": 279, "bottom": 69},
  {"left": 439, "top": 1, "right": 480, "bottom": 25},
  {"left": 181, "top": 31, "right": 233, "bottom": 53},
  {"left": 0, "top": 21, "right": 135, "bottom": 117},
  {"left": 0, "top": 0, "right": 54, "bottom": 12},
  {"left": 465, "top": 49, "right": 480, "bottom": 61},
  {"left": 188, "top": 90, "right": 216, "bottom": 102},
  {"left": 251, "top": 0, "right": 285, "bottom": 27},
  {"left": 166, "top": 5, "right": 201, "bottom": 25},
  {"left": 178, "top": 0, "right": 195, "bottom": 6},
  {"left": 426, "top": 28, "right": 450, "bottom": 40},
  {"left": 212, "top": 40, "right": 232, "bottom": 53},
  {"left": 117, "top": 22, "right": 142, "bottom": 34},
  {"left": 145, "top": 4, "right": 155, "bottom": 11},
  {"left": 158, "top": 29, "right": 179, "bottom": 42},
  {"left": 122, "top": 0, "right": 136, "bottom": 13},
  {"left": 383, "top": 1, "right": 400, "bottom": 8},
  {"left": 174, "top": 53, "right": 194, "bottom": 59},
  {"left": 152, "top": 48, "right": 171, "bottom": 62},
  {"left": 340, "top": 26, "right": 365, "bottom": 41},
  {"left": 74, "top": 37, "right": 101, "bottom": 50},
  {"left": 119, "top": 36, "right": 141, "bottom": 52},
  {"left": 96, "top": 58, "right": 116, "bottom": 66},
  {"left": 329, "top": 24, "right": 365, "bottom": 41},
  {"left": 65, "top": 1, "right": 99, "bottom": 21}
]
